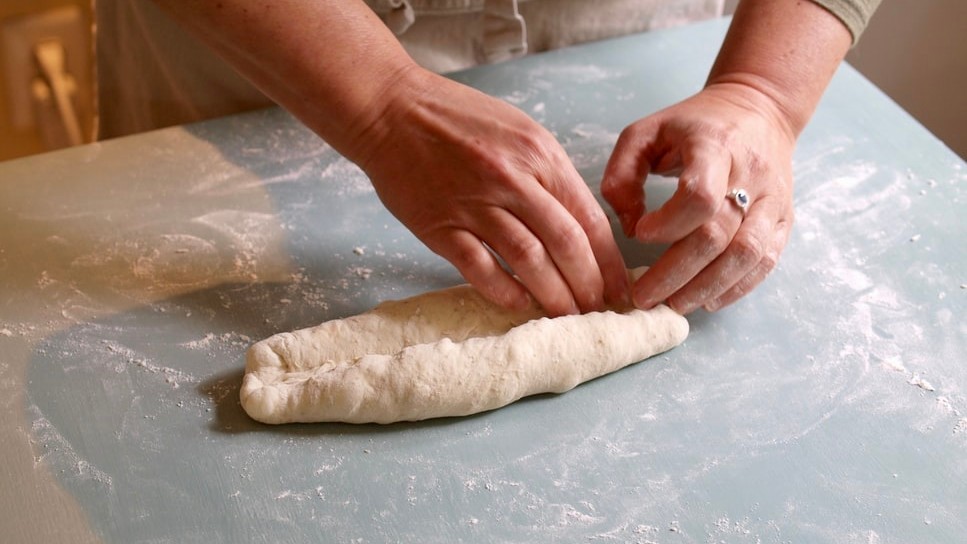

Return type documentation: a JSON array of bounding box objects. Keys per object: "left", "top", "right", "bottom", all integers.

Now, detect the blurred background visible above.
[{"left": 0, "top": 0, "right": 964, "bottom": 162}]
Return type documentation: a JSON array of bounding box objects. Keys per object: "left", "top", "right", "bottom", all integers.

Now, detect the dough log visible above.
[{"left": 241, "top": 280, "right": 688, "bottom": 424}]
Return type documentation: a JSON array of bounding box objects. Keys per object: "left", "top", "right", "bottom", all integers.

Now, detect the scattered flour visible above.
[
  {"left": 28, "top": 410, "right": 114, "bottom": 489},
  {"left": 908, "top": 375, "right": 936, "bottom": 392},
  {"left": 100, "top": 339, "right": 199, "bottom": 389},
  {"left": 319, "top": 160, "right": 373, "bottom": 197},
  {"left": 954, "top": 419, "right": 967, "bottom": 434},
  {"left": 349, "top": 266, "right": 373, "bottom": 280}
]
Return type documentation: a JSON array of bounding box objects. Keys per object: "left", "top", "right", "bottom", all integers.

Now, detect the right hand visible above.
[{"left": 350, "top": 68, "right": 629, "bottom": 316}]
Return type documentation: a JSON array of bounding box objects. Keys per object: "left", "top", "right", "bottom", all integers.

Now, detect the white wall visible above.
[
  {"left": 725, "top": 0, "right": 966, "bottom": 159},
  {"left": 847, "top": 0, "right": 966, "bottom": 159}
]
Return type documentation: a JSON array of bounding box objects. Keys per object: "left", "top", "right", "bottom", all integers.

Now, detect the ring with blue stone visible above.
[{"left": 727, "top": 188, "right": 750, "bottom": 215}]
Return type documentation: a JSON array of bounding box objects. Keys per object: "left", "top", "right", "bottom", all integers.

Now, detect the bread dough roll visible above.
[{"left": 241, "top": 273, "right": 688, "bottom": 424}]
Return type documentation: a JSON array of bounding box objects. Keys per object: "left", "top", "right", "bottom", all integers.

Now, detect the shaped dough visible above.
[{"left": 241, "top": 273, "right": 688, "bottom": 424}]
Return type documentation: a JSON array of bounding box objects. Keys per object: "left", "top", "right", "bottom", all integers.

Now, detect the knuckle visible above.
[
  {"left": 557, "top": 220, "right": 588, "bottom": 247},
  {"left": 679, "top": 177, "right": 719, "bottom": 217},
  {"left": 745, "top": 150, "right": 767, "bottom": 179},
  {"left": 519, "top": 134, "right": 548, "bottom": 159},
  {"left": 450, "top": 245, "right": 492, "bottom": 275},
  {"left": 504, "top": 235, "right": 545, "bottom": 270},
  {"left": 730, "top": 233, "right": 764, "bottom": 266},
  {"left": 730, "top": 274, "right": 760, "bottom": 301},
  {"left": 580, "top": 204, "right": 611, "bottom": 229},
  {"left": 483, "top": 155, "right": 517, "bottom": 181},
  {"left": 759, "top": 250, "right": 780, "bottom": 272},
  {"left": 518, "top": 128, "right": 560, "bottom": 162},
  {"left": 600, "top": 176, "right": 619, "bottom": 199},
  {"left": 616, "top": 123, "right": 642, "bottom": 144},
  {"left": 694, "top": 222, "right": 730, "bottom": 255}
]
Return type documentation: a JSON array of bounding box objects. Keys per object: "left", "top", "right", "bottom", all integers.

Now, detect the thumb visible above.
[{"left": 600, "top": 122, "right": 660, "bottom": 237}]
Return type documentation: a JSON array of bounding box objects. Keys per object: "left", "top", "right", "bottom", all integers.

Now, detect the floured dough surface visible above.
[{"left": 241, "top": 272, "right": 688, "bottom": 424}]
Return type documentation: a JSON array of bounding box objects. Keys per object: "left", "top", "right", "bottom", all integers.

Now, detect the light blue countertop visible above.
[{"left": 1, "top": 17, "right": 964, "bottom": 544}]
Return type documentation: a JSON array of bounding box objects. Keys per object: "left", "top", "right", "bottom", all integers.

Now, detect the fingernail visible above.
[
  {"left": 633, "top": 220, "right": 652, "bottom": 241},
  {"left": 633, "top": 293, "right": 654, "bottom": 310},
  {"left": 615, "top": 288, "right": 632, "bottom": 310},
  {"left": 510, "top": 292, "right": 534, "bottom": 312},
  {"left": 619, "top": 213, "right": 636, "bottom": 237},
  {"left": 609, "top": 279, "right": 632, "bottom": 309},
  {"left": 675, "top": 302, "right": 697, "bottom": 315}
]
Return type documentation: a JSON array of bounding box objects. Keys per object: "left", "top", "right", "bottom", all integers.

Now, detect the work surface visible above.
[{"left": 2, "top": 17, "right": 965, "bottom": 544}]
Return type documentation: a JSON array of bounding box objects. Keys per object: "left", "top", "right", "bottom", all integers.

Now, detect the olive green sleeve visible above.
[{"left": 809, "top": 0, "right": 882, "bottom": 44}]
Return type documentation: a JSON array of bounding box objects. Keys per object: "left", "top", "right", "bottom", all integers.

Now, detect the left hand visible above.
[
  {"left": 601, "top": 82, "right": 796, "bottom": 314},
  {"left": 354, "top": 69, "right": 630, "bottom": 317}
]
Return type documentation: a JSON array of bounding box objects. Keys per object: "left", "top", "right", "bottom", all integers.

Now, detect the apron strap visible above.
[
  {"left": 374, "top": 0, "right": 417, "bottom": 34},
  {"left": 366, "top": 0, "right": 528, "bottom": 64},
  {"left": 480, "top": 0, "right": 527, "bottom": 63}
]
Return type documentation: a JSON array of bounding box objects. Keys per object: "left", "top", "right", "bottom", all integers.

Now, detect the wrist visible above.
[
  {"left": 701, "top": 78, "right": 802, "bottom": 142},
  {"left": 337, "top": 60, "right": 430, "bottom": 168},
  {"left": 706, "top": 0, "right": 851, "bottom": 139}
]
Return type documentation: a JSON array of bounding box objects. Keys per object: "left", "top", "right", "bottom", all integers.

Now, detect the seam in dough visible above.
[{"left": 241, "top": 271, "right": 688, "bottom": 424}]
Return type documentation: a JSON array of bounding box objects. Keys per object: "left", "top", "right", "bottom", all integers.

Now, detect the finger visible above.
[
  {"left": 501, "top": 190, "right": 602, "bottom": 315},
  {"left": 664, "top": 197, "right": 775, "bottom": 314},
  {"left": 704, "top": 215, "right": 792, "bottom": 311},
  {"left": 585, "top": 208, "right": 632, "bottom": 309},
  {"left": 422, "top": 228, "right": 533, "bottom": 312},
  {"left": 633, "top": 138, "right": 732, "bottom": 244},
  {"left": 539, "top": 163, "right": 631, "bottom": 309},
  {"left": 477, "top": 206, "right": 582, "bottom": 317},
  {"left": 630, "top": 197, "right": 745, "bottom": 310},
  {"left": 600, "top": 123, "right": 657, "bottom": 237}
]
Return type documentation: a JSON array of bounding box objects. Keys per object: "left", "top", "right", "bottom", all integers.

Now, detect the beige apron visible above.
[{"left": 95, "top": 0, "right": 722, "bottom": 139}]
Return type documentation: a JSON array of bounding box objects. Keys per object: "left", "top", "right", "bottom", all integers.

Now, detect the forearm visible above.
[
  {"left": 150, "top": 0, "right": 420, "bottom": 161},
  {"left": 156, "top": 0, "right": 629, "bottom": 315},
  {"left": 707, "top": 0, "right": 852, "bottom": 139},
  {"left": 810, "top": 0, "right": 882, "bottom": 44}
]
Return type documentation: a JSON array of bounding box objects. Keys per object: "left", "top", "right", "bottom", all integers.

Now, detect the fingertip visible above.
[
  {"left": 542, "top": 298, "right": 581, "bottom": 318},
  {"left": 509, "top": 290, "right": 535, "bottom": 312},
  {"left": 601, "top": 166, "right": 647, "bottom": 226},
  {"left": 443, "top": 234, "right": 535, "bottom": 313},
  {"left": 607, "top": 284, "right": 632, "bottom": 311},
  {"left": 633, "top": 215, "right": 657, "bottom": 242},
  {"left": 633, "top": 298, "right": 656, "bottom": 312},
  {"left": 667, "top": 296, "right": 698, "bottom": 315},
  {"left": 630, "top": 271, "right": 667, "bottom": 311},
  {"left": 618, "top": 212, "right": 638, "bottom": 238},
  {"left": 561, "top": 292, "right": 583, "bottom": 316},
  {"left": 703, "top": 299, "right": 722, "bottom": 312},
  {"left": 513, "top": 274, "right": 580, "bottom": 317},
  {"left": 631, "top": 289, "right": 657, "bottom": 312},
  {"left": 476, "top": 275, "right": 533, "bottom": 312},
  {"left": 604, "top": 267, "right": 631, "bottom": 310}
]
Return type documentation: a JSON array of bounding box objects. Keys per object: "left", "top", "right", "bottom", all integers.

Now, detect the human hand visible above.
[
  {"left": 352, "top": 69, "right": 629, "bottom": 316},
  {"left": 601, "top": 83, "right": 796, "bottom": 314}
]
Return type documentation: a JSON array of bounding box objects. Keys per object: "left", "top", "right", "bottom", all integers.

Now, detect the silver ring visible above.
[{"left": 727, "top": 188, "right": 750, "bottom": 215}]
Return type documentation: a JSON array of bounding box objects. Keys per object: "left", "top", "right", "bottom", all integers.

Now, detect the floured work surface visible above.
[
  {"left": 241, "top": 276, "right": 688, "bottom": 424},
  {"left": 2, "top": 18, "right": 966, "bottom": 544}
]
